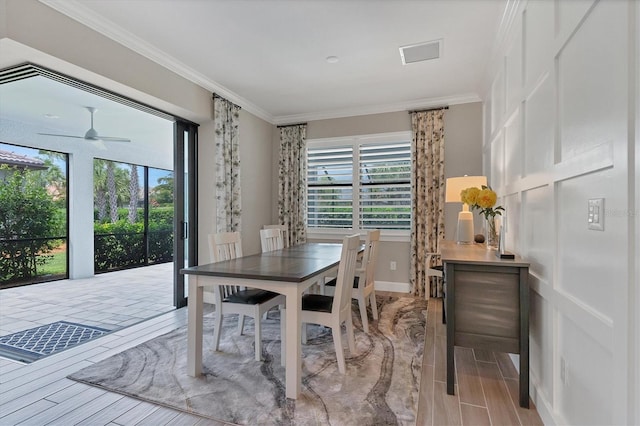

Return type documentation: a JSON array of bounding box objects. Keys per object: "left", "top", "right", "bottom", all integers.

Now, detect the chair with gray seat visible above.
[
  {"left": 208, "top": 231, "right": 286, "bottom": 361},
  {"left": 324, "top": 229, "right": 380, "bottom": 333},
  {"left": 292, "top": 234, "right": 360, "bottom": 374}
]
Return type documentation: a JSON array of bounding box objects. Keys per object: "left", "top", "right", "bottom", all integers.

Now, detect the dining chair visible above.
[
  {"left": 208, "top": 231, "right": 286, "bottom": 361},
  {"left": 324, "top": 229, "right": 380, "bottom": 333},
  {"left": 290, "top": 234, "right": 360, "bottom": 374},
  {"left": 262, "top": 224, "right": 289, "bottom": 248},
  {"left": 259, "top": 227, "right": 284, "bottom": 252}
]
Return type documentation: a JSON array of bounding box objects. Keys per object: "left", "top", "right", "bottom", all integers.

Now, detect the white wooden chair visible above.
[
  {"left": 259, "top": 227, "right": 284, "bottom": 252},
  {"left": 324, "top": 229, "right": 380, "bottom": 333},
  {"left": 262, "top": 224, "right": 289, "bottom": 248},
  {"left": 283, "top": 234, "right": 360, "bottom": 374},
  {"left": 208, "top": 231, "right": 286, "bottom": 361}
]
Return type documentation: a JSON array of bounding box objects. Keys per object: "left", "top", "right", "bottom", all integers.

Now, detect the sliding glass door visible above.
[{"left": 173, "top": 121, "right": 198, "bottom": 308}]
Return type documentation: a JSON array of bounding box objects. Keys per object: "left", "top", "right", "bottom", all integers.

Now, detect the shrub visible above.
[{"left": 0, "top": 165, "right": 62, "bottom": 282}]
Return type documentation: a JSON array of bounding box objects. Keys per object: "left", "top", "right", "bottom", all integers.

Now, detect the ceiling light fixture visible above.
[
  {"left": 326, "top": 56, "right": 339, "bottom": 64},
  {"left": 43, "top": 113, "right": 59, "bottom": 119}
]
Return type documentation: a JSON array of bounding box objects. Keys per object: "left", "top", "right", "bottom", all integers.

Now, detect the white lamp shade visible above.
[{"left": 445, "top": 175, "right": 488, "bottom": 203}]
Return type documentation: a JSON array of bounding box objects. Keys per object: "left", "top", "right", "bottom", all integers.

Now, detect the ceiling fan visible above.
[{"left": 38, "top": 107, "right": 131, "bottom": 142}]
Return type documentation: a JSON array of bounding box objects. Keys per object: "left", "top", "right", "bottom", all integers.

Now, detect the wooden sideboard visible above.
[{"left": 441, "top": 240, "right": 530, "bottom": 408}]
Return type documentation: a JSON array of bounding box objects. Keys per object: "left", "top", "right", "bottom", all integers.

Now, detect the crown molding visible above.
[
  {"left": 38, "top": 0, "right": 274, "bottom": 123},
  {"left": 38, "top": 0, "right": 485, "bottom": 127},
  {"left": 272, "top": 93, "right": 481, "bottom": 125}
]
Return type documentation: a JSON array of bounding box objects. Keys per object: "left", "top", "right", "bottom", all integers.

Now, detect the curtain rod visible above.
[
  {"left": 277, "top": 122, "right": 307, "bottom": 128},
  {"left": 212, "top": 93, "right": 241, "bottom": 108},
  {"left": 408, "top": 106, "right": 449, "bottom": 114}
]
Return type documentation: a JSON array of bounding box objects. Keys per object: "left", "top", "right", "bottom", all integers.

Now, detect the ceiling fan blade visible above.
[
  {"left": 98, "top": 136, "right": 131, "bottom": 142},
  {"left": 38, "top": 107, "right": 131, "bottom": 143},
  {"left": 37, "top": 132, "right": 85, "bottom": 139}
]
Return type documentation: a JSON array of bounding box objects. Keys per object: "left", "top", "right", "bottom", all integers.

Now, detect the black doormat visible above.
[{"left": 0, "top": 321, "right": 109, "bottom": 363}]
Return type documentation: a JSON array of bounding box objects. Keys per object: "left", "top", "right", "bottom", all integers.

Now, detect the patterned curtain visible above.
[
  {"left": 410, "top": 109, "right": 446, "bottom": 298},
  {"left": 214, "top": 95, "right": 242, "bottom": 233},
  {"left": 278, "top": 124, "right": 307, "bottom": 246}
]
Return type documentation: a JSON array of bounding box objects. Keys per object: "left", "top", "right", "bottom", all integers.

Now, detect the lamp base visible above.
[{"left": 456, "top": 210, "right": 475, "bottom": 244}]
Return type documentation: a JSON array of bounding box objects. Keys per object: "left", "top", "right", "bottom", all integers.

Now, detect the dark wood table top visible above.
[
  {"left": 180, "top": 242, "right": 344, "bottom": 283},
  {"left": 441, "top": 240, "right": 529, "bottom": 267}
]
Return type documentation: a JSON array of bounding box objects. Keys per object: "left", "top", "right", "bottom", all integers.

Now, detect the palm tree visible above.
[
  {"left": 94, "top": 160, "right": 108, "bottom": 222},
  {"left": 128, "top": 164, "right": 139, "bottom": 224},
  {"left": 107, "top": 161, "right": 118, "bottom": 223}
]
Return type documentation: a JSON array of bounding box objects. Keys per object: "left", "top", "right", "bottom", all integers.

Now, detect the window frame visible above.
[{"left": 306, "top": 131, "right": 412, "bottom": 242}]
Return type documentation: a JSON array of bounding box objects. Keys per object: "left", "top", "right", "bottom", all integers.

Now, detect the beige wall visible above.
[{"left": 274, "top": 104, "right": 484, "bottom": 289}]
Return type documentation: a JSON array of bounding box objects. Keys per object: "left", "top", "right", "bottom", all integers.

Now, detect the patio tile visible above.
[{"left": 0, "top": 264, "right": 174, "bottom": 360}]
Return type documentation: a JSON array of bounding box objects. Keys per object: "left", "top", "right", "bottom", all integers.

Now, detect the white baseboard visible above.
[{"left": 374, "top": 280, "right": 411, "bottom": 293}]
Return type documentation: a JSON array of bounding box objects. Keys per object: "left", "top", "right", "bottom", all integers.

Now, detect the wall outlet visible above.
[{"left": 390, "top": 261, "right": 397, "bottom": 271}]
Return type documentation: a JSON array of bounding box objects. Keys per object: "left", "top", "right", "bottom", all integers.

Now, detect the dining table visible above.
[{"left": 180, "top": 242, "right": 348, "bottom": 400}]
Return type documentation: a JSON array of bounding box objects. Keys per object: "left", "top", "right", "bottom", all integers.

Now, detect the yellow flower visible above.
[
  {"left": 460, "top": 187, "right": 480, "bottom": 205},
  {"left": 476, "top": 188, "right": 497, "bottom": 209}
]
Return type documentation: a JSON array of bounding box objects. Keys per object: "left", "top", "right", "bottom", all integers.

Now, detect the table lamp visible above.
[{"left": 445, "top": 175, "right": 487, "bottom": 244}]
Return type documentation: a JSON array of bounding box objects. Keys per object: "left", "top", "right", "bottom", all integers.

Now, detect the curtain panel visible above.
[
  {"left": 278, "top": 124, "right": 307, "bottom": 246},
  {"left": 410, "top": 109, "right": 446, "bottom": 298},
  {"left": 213, "top": 96, "right": 242, "bottom": 233}
]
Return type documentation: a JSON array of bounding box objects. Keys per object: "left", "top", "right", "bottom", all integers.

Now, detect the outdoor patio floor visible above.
[{"left": 0, "top": 263, "right": 175, "bottom": 337}]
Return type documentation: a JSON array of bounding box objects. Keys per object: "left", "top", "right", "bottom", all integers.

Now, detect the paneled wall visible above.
[{"left": 483, "top": 1, "right": 637, "bottom": 424}]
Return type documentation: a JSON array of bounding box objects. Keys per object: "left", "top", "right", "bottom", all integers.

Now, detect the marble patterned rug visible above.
[{"left": 68, "top": 295, "right": 427, "bottom": 425}]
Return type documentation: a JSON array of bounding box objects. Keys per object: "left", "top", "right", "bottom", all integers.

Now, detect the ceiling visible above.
[
  {"left": 0, "top": 0, "right": 506, "bottom": 156},
  {"left": 37, "top": 0, "right": 507, "bottom": 124}
]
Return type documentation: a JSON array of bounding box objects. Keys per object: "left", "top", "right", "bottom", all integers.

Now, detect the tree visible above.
[
  {"left": 128, "top": 164, "right": 139, "bottom": 224},
  {"left": 94, "top": 159, "right": 109, "bottom": 222},
  {"left": 0, "top": 165, "right": 61, "bottom": 282},
  {"left": 107, "top": 161, "right": 118, "bottom": 223},
  {"left": 151, "top": 173, "right": 174, "bottom": 206},
  {"left": 36, "top": 151, "right": 67, "bottom": 207}
]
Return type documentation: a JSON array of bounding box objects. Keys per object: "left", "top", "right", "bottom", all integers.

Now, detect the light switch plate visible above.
[{"left": 588, "top": 198, "right": 604, "bottom": 231}]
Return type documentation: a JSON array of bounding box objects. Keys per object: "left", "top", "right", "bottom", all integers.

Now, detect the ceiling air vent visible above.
[{"left": 399, "top": 39, "right": 442, "bottom": 65}]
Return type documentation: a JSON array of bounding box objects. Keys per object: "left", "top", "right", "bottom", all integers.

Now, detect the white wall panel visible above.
[
  {"left": 557, "top": 0, "right": 597, "bottom": 43},
  {"left": 558, "top": 0, "right": 627, "bottom": 161},
  {"left": 490, "top": 67, "right": 505, "bottom": 134},
  {"left": 559, "top": 314, "right": 613, "bottom": 425},
  {"left": 504, "top": 111, "right": 522, "bottom": 183},
  {"left": 505, "top": 20, "right": 523, "bottom": 113},
  {"left": 490, "top": 132, "right": 504, "bottom": 191},
  {"left": 522, "top": 185, "right": 553, "bottom": 280},
  {"left": 483, "top": 1, "right": 636, "bottom": 423},
  {"left": 524, "top": 75, "right": 554, "bottom": 175},
  {"left": 556, "top": 170, "right": 625, "bottom": 321},
  {"left": 524, "top": 0, "right": 554, "bottom": 88},
  {"left": 530, "top": 291, "right": 554, "bottom": 404}
]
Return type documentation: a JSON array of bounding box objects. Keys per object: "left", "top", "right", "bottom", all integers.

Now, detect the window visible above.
[
  {"left": 0, "top": 143, "right": 68, "bottom": 287},
  {"left": 307, "top": 132, "right": 412, "bottom": 233}
]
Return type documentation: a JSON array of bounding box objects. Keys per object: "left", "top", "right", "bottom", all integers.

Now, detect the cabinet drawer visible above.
[{"left": 454, "top": 270, "right": 519, "bottom": 341}]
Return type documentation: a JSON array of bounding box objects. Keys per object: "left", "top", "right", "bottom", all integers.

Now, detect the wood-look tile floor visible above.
[
  {"left": 0, "top": 271, "right": 543, "bottom": 425},
  {"left": 416, "top": 297, "right": 544, "bottom": 426}
]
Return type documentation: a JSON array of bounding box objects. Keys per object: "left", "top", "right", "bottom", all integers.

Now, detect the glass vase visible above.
[{"left": 485, "top": 216, "right": 499, "bottom": 250}]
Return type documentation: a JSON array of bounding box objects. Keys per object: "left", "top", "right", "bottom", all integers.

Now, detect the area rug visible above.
[
  {"left": 0, "top": 321, "right": 109, "bottom": 363},
  {"left": 68, "top": 295, "right": 427, "bottom": 425}
]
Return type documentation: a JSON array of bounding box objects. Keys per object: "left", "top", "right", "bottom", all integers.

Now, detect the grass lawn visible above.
[{"left": 37, "top": 251, "right": 67, "bottom": 276}]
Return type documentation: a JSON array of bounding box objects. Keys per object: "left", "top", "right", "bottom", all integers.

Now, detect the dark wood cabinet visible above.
[{"left": 441, "top": 241, "right": 530, "bottom": 408}]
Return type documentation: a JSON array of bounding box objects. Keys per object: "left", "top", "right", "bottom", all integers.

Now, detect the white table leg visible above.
[
  {"left": 187, "top": 275, "right": 204, "bottom": 376},
  {"left": 284, "top": 286, "right": 301, "bottom": 399}
]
